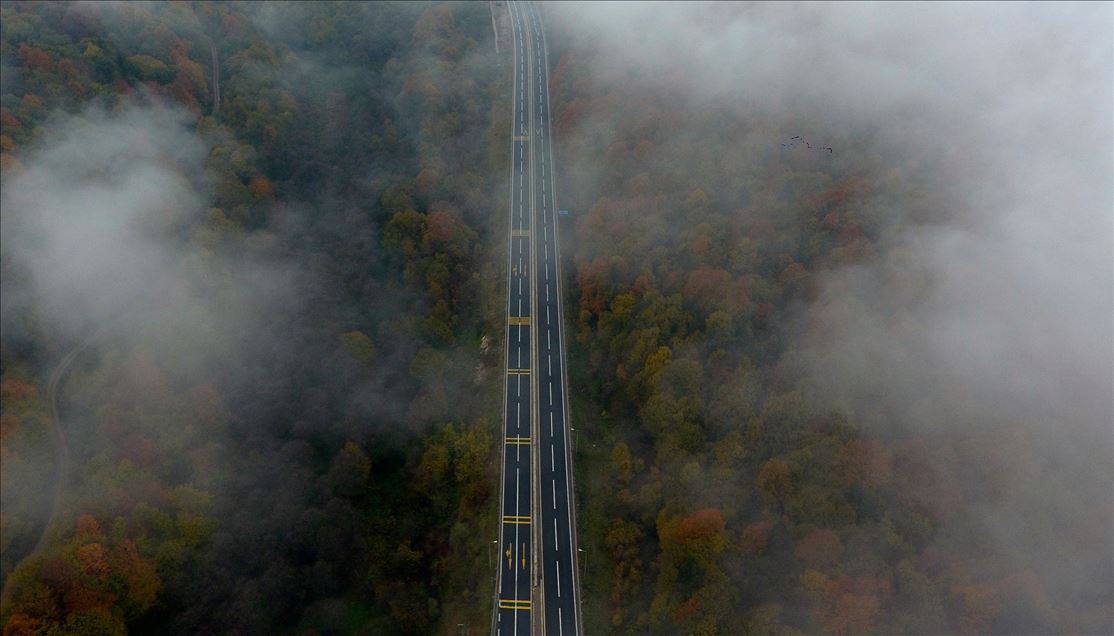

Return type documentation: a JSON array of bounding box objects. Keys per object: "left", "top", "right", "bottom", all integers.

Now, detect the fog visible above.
[
  {"left": 544, "top": 0, "right": 1113, "bottom": 459},
  {"left": 545, "top": 0, "right": 1112, "bottom": 628}
]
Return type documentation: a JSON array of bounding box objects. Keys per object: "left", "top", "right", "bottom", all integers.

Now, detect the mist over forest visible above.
[{"left": 1, "top": 1, "right": 1110, "bottom": 635}]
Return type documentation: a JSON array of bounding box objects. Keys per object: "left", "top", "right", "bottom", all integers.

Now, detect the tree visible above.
[
  {"left": 756, "top": 459, "right": 793, "bottom": 508},
  {"left": 794, "top": 528, "right": 843, "bottom": 571}
]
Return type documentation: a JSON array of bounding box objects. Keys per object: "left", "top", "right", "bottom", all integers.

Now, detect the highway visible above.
[
  {"left": 494, "top": 1, "right": 534, "bottom": 633},
  {"left": 494, "top": 2, "right": 581, "bottom": 635}
]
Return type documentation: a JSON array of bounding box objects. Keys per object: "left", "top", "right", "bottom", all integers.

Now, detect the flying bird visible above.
[{"left": 780, "top": 136, "right": 833, "bottom": 155}]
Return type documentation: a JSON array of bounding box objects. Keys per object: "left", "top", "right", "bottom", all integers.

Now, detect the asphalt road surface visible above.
[{"left": 494, "top": 3, "right": 581, "bottom": 635}]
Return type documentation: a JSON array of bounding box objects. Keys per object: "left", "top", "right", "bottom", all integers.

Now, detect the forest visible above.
[
  {"left": 1, "top": 1, "right": 1111, "bottom": 635},
  {"left": 545, "top": 3, "right": 1112, "bottom": 634},
  {"left": 2, "top": 1, "right": 507, "bottom": 633}
]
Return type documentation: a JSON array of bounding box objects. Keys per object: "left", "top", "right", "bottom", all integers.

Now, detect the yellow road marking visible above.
[
  {"left": 505, "top": 436, "right": 531, "bottom": 445},
  {"left": 521, "top": 543, "right": 526, "bottom": 569},
  {"left": 509, "top": 316, "right": 530, "bottom": 325},
  {"left": 503, "top": 515, "right": 531, "bottom": 524},
  {"left": 507, "top": 368, "right": 531, "bottom": 375},
  {"left": 506, "top": 545, "right": 512, "bottom": 569},
  {"left": 512, "top": 229, "right": 530, "bottom": 237},
  {"left": 499, "top": 599, "right": 532, "bottom": 610},
  {"left": 512, "top": 135, "right": 529, "bottom": 141}
]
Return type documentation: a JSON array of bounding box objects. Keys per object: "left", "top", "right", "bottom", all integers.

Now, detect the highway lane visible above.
[
  {"left": 494, "top": 2, "right": 534, "bottom": 634},
  {"left": 523, "top": 2, "right": 582, "bottom": 634}
]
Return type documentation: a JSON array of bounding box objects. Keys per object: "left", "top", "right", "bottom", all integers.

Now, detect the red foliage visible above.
[
  {"left": 169, "top": 73, "right": 200, "bottom": 114},
  {"left": 0, "top": 109, "right": 22, "bottom": 129},
  {"left": 675, "top": 595, "right": 701, "bottom": 622},
  {"left": 0, "top": 377, "right": 39, "bottom": 403},
  {"left": 683, "top": 266, "right": 731, "bottom": 306},
  {"left": 739, "top": 521, "right": 773, "bottom": 556},
  {"left": 221, "top": 13, "right": 242, "bottom": 32},
  {"left": 17, "top": 44, "right": 53, "bottom": 71},
  {"left": 426, "top": 207, "right": 460, "bottom": 243}
]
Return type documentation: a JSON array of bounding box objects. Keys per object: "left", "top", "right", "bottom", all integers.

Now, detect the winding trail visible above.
[{"left": 0, "top": 339, "right": 88, "bottom": 607}]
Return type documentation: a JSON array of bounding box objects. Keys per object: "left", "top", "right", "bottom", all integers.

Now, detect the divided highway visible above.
[{"left": 494, "top": 2, "right": 581, "bottom": 635}]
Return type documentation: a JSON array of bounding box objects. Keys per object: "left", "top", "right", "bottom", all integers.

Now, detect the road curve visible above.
[{"left": 0, "top": 340, "right": 86, "bottom": 606}]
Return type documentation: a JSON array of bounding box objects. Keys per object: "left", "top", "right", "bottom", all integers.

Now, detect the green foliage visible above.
[
  {"left": 548, "top": 26, "right": 1094, "bottom": 634},
  {"left": 1, "top": 1, "right": 503, "bottom": 634}
]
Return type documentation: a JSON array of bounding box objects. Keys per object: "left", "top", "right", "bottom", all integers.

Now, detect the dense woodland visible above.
[
  {"left": 547, "top": 13, "right": 1112, "bottom": 636},
  {"left": 1, "top": 2, "right": 507, "bottom": 633},
  {"left": 1, "top": 2, "right": 1109, "bottom": 636}
]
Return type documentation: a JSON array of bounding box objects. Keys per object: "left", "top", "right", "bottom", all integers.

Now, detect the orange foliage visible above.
[
  {"left": 672, "top": 508, "right": 726, "bottom": 546},
  {"left": 0, "top": 134, "right": 14, "bottom": 152},
  {"left": 75, "top": 514, "right": 105, "bottom": 540},
  {"left": 112, "top": 539, "right": 161, "bottom": 609},
  {"left": 21, "top": 94, "right": 44, "bottom": 109},
  {"left": 3, "top": 612, "right": 49, "bottom": 636},
  {"left": 75, "top": 543, "right": 111, "bottom": 581},
  {"left": 248, "top": 174, "right": 274, "bottom": 198}
]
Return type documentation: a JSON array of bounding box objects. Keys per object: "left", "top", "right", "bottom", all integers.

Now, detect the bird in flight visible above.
[{"left": 781, "top": 136, "right": 833, "bottom": 154}]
